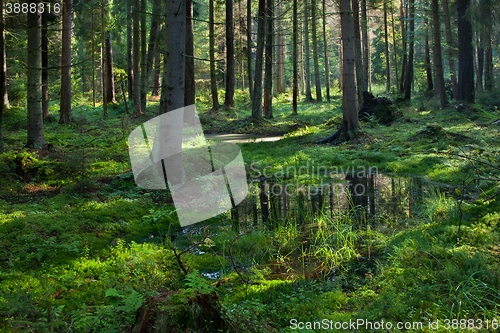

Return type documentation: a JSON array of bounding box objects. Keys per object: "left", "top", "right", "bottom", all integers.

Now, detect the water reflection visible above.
[{"left": 235, "top": 173, "right": 446, "bottom": 228}]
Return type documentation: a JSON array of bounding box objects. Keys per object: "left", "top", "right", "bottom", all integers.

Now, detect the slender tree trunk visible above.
[
  {"left": 105, "top": 34, "right": 115, "bottom": 103},
  {"left": 101, "top": 0, "right": 107, "bottom": 116},
  {"left": 303, "top": 0, "right": 313, "bottom": 101},
  {"left": 60, "top": 0, "right": 72, "bottom": 124},
  {"left": 311, "top": 0, "right": 322, "bottom": 102},
  {"left": 41, "top": 12, "right": 48, "bottom": 118},
  {"left": 251, "top": 0, "right": 266, "bottom": 119},
  {"left": 263, "top": 0, "right": 273, "bottom": 118},
  {"left": 275, "top": 0, "right": 285, "bottom": 94},
  {"left": 146, "top": 0, "right": 162, "bottom": 100},
  {"left": 484, "top": 34, "right": 493, "bottom": 91},
  {"left": 209, "top": 0, "right": 220, "bottom": 111},
  {"left": 292, "top": 0, "right": 298, "bottom": 114},
  {"left": 442, "top": 0, "right": 458, "bottom": 99},
  {"left": 424, "top": 0, "right": 433, "bottom": 92},
  {"left": 140, "top": 0, "right": 147, "bottom": 112},
  {"left": 322, "top": 0, "right": 330, "bottom": 102},
  {"left": 476, "top": 32, "right": 484, "bottom": 92},
  {"left": 246, "top": 0, "right": 253, "bottom": 99},
  {"left": 383, "top": 2, "right": 390, "bottom": 93},
  {"left": 27, "top": 6, "right": 45, "bottom": 149},
  {"left": 432, "top": 0, "right": 447, "bottom": 108},
  {"left": 399, "top": 0, "right": 407, "bottom": 93},
  {"left": 152, "top": 53, "right": 161, "bottom": 96},
  {"left": 391, "top": 9, "right": 399, "bottom": 91},
  {"left": 132, "top": 0, "right": 143, "bottom": 116},
  {"left": 127, "top": 0, "right": 134, "bottom": 100},
  {"left": 0, "top": 0, "right": 4, "bottom": 153},
  {"left": 457, "top": 0, "right": 474, "bottom": 103},
  {"left": 225, "top": 0, "right": 235, "bottom": 107},
  {"left": 403, "top": 0, "right": 414, "bottom": 100},
  {"left": 361, "top": 0, "right": 369, "bottom": 90},
  {"left": 352, "top": 0, "right": 365, "bottom": 103},
  {"left": 185, "top": 0, "right": 195, "bottom": 106}
]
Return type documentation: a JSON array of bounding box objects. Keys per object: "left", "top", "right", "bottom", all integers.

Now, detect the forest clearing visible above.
[{"left": 1, "top": 0, "right": 500, "bottom": 332}]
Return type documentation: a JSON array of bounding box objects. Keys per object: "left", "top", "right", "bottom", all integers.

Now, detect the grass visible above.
[{"left": 0, "top": 87, "right": 500, "bottom": 331}]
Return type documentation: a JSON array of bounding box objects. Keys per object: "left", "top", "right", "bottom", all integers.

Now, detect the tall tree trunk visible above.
[
  {"left": 432, "top": 0, "right": 447, "bottom": 109},
  {"left": 209, "top": 0, "right": 220, "bottom": 111},
  {"left": 140, "top": 0, "right": 147, "bottom": 112},
  {"left": 146, "top": 0, "right": 162, "bottom": 101},
  {"left": 275, "top": 0, "right": 285, "bottom": 94},
  {"left": 225, "top": 0, "right": 235, "bottom": 107},
  {"left": 292, "top": 0, "right": 298, "bottom": 114},
  {"left": 41, "top": 12, "right": 48, "bottom": 118},
  {"left": 251, "top": 0, "right": 266, "bottom": 119},
  {"left": 0, "top": 0, "right": 4, "bottom": 153},
  {"left": 391, "top": 8, "right": 399, "bottom": 91},
  {"left": 484, "top": 34, "right": 493, "bottom": 91},
  {"left": 457, "top": 0, "right": 474, "bottom": 103},
  {"left": 311, "top": 0, "right": 322, "bottom": 102},
  {"left": 399, "top": 0, "right": 407, "bottom": 93},
  {"left": 361, "top": 0, "right": 369, "bottom": 90},
  {"left": 27, "top": 6, "right": 45, "bottom": 148},
  {"left": 403, "top": 0, "right": 414, "bottom": 100},
  {"left": 383, "top": 2, "right": 390, "bottom": 93},
  {"left": 303, "top": 0, "right": 313, "bottom": 101},
  {"left": 476, "top": 32, "right": 484, "bottom": 92},
  {"left": 263, "top": 0, "right": 273, "bottom": 118},
  {"left": 442, "top": 0, "right": 458, "bottom": 99},
  {"left": 127, "top": 0, "right": 134, "bottom": 100},
  {"left": 424, "top": 0, "right": 433, "bottom": 92},
  {"left": 322, "top": 0, "right": 330, "bottom": 102},
  {"left": 101, "top": 0, "right": 107, "bottom": 116},
  {"left": 352, "top": 0, "right": 365, "bottom": 103},
  {"left": 132, "top": 0, "right": 143, "bottom": 116},
  {"left": 60, "top": 0, "right": 72, "bottom": 124},
  {"left": 185, "top": 0, "right": 195, "bottom": 105},
  {"left": 105, "top": 34, "right": 115, "bottom": 103},
  {"left": 152, "top": 53, "right": 161, "bottom": 96},
  {"left": 246, "top": 0, "right": 253, "bottom": 99}
]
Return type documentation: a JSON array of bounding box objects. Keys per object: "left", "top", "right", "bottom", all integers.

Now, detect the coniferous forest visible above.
[{"left": 1, "top": 0, "right": 500, "bottom": 331}]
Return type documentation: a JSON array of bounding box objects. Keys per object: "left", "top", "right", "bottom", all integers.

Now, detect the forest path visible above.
[{"left": 205, "top": 134, "right": 282, "bottom": 143}]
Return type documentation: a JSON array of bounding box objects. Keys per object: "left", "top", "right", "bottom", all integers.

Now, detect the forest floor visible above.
[{"left": 1, "top": 88, "right": 500, "bottom": 332}]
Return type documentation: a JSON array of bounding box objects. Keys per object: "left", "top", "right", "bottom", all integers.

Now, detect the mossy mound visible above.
[{"left": 358, "top": 91, "right": 402, "bottom": 125}]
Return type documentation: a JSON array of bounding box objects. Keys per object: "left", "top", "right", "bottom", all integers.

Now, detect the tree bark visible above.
[
  {"left": 322, "top": 0, "right": 330, "bottom": 102},
  {"left": 476, "top": 32, "right": 484, "bottom": 92},
  {"left": 41, "top": 12, "right": 48, "bottom": 119},
  {"left": 424, "top": 0, "right": 433, "bottom": 92},
  {"left": 132, "top": 0, "right": 143, "bottom": 116},
  {"left": 246, "top": 0, "right": 253, "bottom": 99},
  {"left": 60, "top": 0, "right": 72, "bottom": 124},
  {"left": 432, "top": 0, "right": 447, "bottom": 109},
  {"left": 303, "top": 0, "right": 313, "bottom": 101},
  {"left": 127, "top": 0, "right": 134, "bottom": 100},
  {"left": 105, "top": 33, "right": 115, "bottom": 103},
  {"left": 251, "top": 0, "right": 266, "bottom": 120},
  {"left": 361, "top": 0, "right": 369, "bottom": 90},
  {"left": 101, "top": 0, "right": 107, "bottom": 116},
  {"left": 225, "top": 0, "right": 235, "bottom": 107},
  {"left": 383, "top": 2, "right": 390, "bottom": 93},
  {"left": 152, "top": 53, "right": 161, "bottom": 96},
  {"left": 399, "top": 0, "right": 406, "bottom": 93},
  {"left": 263, "top": 0, "right": 273, "bottom": 118},
  {"left": 457, "top": 0, "right": 474, "bottom": 103},
  {"left": 140, "top": 0, "right": 147, "bottom": 112},
  {"left": 185, "top": 0, "right": 195, "bottom": 106},
  {"left": 209, "top": 0, "right": 220, "bottom": 111},
  {"left": 442, "top": 0, "right": 458, "bottom": 99},
  {"left": 27, "top": 7, "right": 45, "bottom": 148},
  {"left": 275, "top": 0, "right": 285, "bottom": 94},
  {"left": 311, "top": 0, "right": 322, "bottom": 102},
  {"left": 292, "top": 0, "right": 298, "bottom": 114},
  {"left": 403, "top": 0, "right": 414, "bottom": 100},
  {"left": 484, "top": 34, "right": 493, "bottom": 91},
  {"left": 352, "top": 0, "right": 364, "bottom": 104}
]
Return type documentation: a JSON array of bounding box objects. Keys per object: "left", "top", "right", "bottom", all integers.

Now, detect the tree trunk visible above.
[
  {"left": 60, "top": 0, "right": 72, "bottom": 124},
  {"left": 292, "top": 0, "right": 298, "bottom": 114},
  {"left": 352, "top": 0, "right": 365, "bottom": 104},
  {"left": 209, "top": 0, "right": 220, "bottom": 111},
  {"left": 319, "top": 0, "right": 358, "bottom": 144},
  {"left": 432, "top": 0, "right": 447, "bottom": 109},
  {"left": 263, "top": 0, "right": 273, "bottom": 118},
  {"left": 403, "top": 0, "right": 414, "bottom": 100},
  {"left": 185, "top": 0, "right": 195, "bottom": 106},
  {"left": 152, "top": 53, "right": 161, "bottom": 96},
  {"left": 41, "top": 12, "right": 48, "bottom": 118},
  {"left": 484, "top": 34, "right": 493, "bottom": 91},
  {"left": 442, "top": 0, "right": 458, "bottom": 99},
  {"left": 275, "top": 0, "right": 285, "bottom": 95},
  {"left": 303, "top": 0, "right": 313, "bottom": 101},
  {"left": 311, "top": 0, "right": 322, "bottom": 102},
  {"left": 322, "top": 0, "right": 330, "bottom": 102},
  {"left": 246, "top": 0, "right": 253, "bottom": 99},
  {"left": 145, "top": 0, "right": 162, "bottom": 101},
  {"left": 476, "top": 32, "right": 484, "bottom": 92},
  {"left": 361, "top": 0, "right": 369, "bottom": 90},
  {"left": 105, "top": 34, "right": 115, "bottom": 103},
  {"left": 27, "top": 7, "right": 45, "bottom": 149},
  {"left": 225, "top": 0, "right": 235, "bottom": 107},
  {"left": 101, "top": 0, "right": 107, "bottom": 116},
  {"left": 140, "top": 0, "right": 147, "bottom": 112},
  {"left": 132, "top": 0, "right": 143, "bottom": 116},
  {"left": 424, "top": 0, "right": 433, "bottom": 92},
  {"left": 383, "top": 2, "right": 390, "bottom": 93},
  {"left": 457, "top": 0, "right": 474, "bottom": 103},
  {"left": 0, "top": 0, "right": 4, "bottom": 153},
  {"left": 399, "top": 0, "right": 406, "bottom": 93},
  {"left": 251, "top": 0, "right": 266, "bottom": 120},
  {"left": 127, "top": 0, "right": 134, "bottom": 100},
  {"left": 391, "top": 8, "right": 399, "bottom": 91}
]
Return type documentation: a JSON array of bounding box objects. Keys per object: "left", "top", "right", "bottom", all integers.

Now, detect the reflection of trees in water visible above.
[{"left": 236, "top": 174, "right": 431, "bottom": 229}]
